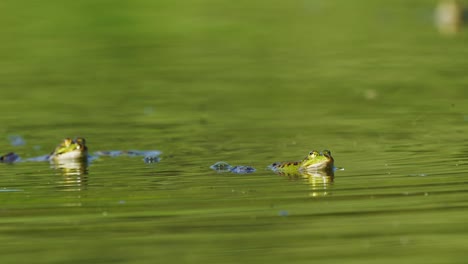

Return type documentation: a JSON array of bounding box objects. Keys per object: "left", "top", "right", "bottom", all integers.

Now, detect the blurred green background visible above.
[
  {"left": 1, "top": 0, "right": 467, "bottom": 154},
  {"left": 1, "top": 0, "right": 467, "bottom": 125},
  {"left": 1, "top": 0, "right": 467, "bottom": 147}
]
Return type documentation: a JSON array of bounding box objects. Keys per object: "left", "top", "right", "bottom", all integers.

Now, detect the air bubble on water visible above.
[
  {"left": 144, "top": 106, "right": 154, "bottom": 115},
  {"left": 278, "top": 210, "right": 289, "bottom": 217},
  {"left": 0, "top": 188, "right": 22, "bottom": 192},
  {"left": 399, "top": 236, "right": 410, "bottom": 245},
  {"left": 8, "top": 135, "right": 26, "bottom": 146},
  {"left": 230, "top": 165, "right": 256, "bottom": 174}
]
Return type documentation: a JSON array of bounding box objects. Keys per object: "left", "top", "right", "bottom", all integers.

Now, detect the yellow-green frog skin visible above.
[
  {"left": 49, "top": 138, "right": 88, "bottom": 161},
  {"left": 270, "top": 150, "right": 334, "bottom": 174}
]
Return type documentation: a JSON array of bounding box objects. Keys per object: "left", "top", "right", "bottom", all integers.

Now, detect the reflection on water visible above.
[
  {"left": 50, "top": 159, "right": 88, "bottom": 191},
  {"left": 276, "top": 169, "right": 334, "bottom": 197}
]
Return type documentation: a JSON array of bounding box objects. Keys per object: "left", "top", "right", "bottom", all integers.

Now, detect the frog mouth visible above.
[
  {"left": 52, "top": 148, "right": 86, "bottom": 160},
  {"left": 302, "top": 160, "right": 329, "bottom": 169},
  {"left": 301, "top": 153, "right": 334, "bottom": 171}
]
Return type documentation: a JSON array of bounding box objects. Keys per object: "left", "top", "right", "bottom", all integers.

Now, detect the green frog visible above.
[
  {"left": 48, "top": 137, "right": 88, "bottom": 161},
  {"left": 1, "top": 137, "right": 161, "bottom": 164},
  {"left": 270, "top": 150, "right": 334, "bottom": 174}
]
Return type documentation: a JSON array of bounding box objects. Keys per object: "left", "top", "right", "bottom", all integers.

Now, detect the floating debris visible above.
[
  {"left": 93, "top": 150, "right": 124, "bottom": 157},
  {"left": 127, "top": 150, "right": 161, "bottom": 157},
  {"left": 0, "top": 152, "right": 20, "bottom": 163},
  {"left": 210, "top": 162, "right": 256, "bottom": 174},
  {"left": 144, "top": 156, "right": 160, "bottom": 164},
  {"left": 24, "top": 154, "right": 51, "bottom": 162},
  {"left": 230, "top": 165, "right": 256, "bottom": 174},
  {"left": 93, "top": 150, "right": 162, "bottom": 164},
  {"left": 210, "top": 161, "right": 232, "bottom": 172}
]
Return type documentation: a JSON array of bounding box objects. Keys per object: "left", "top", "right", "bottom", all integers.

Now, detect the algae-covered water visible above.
[{"left": 1, "top": 0, "right": 468, "bottom": 263}]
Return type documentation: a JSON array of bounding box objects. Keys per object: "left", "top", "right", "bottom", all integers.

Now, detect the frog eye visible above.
[
  {"left": 63, "top": 138, "right": 72, "bottom": 147},
  {"left": 308, "top": 150, "right": 318, "bottom": 157},
  {"left": 75, "top": 138, "right": 86, "bottom": 145}
]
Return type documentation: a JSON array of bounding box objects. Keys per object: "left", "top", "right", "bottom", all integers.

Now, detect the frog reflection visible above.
[
  {"left": 277, "top": 169, "right": 334, "bottom": 197},
  {"left": 50, "top": 158, "right": 88, "bottom": 191}
]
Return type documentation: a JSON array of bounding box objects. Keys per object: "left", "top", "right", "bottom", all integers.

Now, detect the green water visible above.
[{"left": 1, "top": 0, "right": 468, "bottom": 263}]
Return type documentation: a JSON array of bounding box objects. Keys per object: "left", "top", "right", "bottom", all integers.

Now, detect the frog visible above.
[
  {"left": 48, "top": 137, "right": 88, "bottom": 161},
  {"left": 1, "top": 137, "right": 160, "bottom": 165},
  {"left": 269, "top": 150, "right": 334, "bottom": 174}
]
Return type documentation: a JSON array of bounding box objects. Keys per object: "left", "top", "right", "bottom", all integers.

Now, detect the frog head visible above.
[
  {"left": 300, "top": 150, "right": 334, "bottom": 171},
  {"left": 50, "top": 137, "right": 88, "bottom": 161}
]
